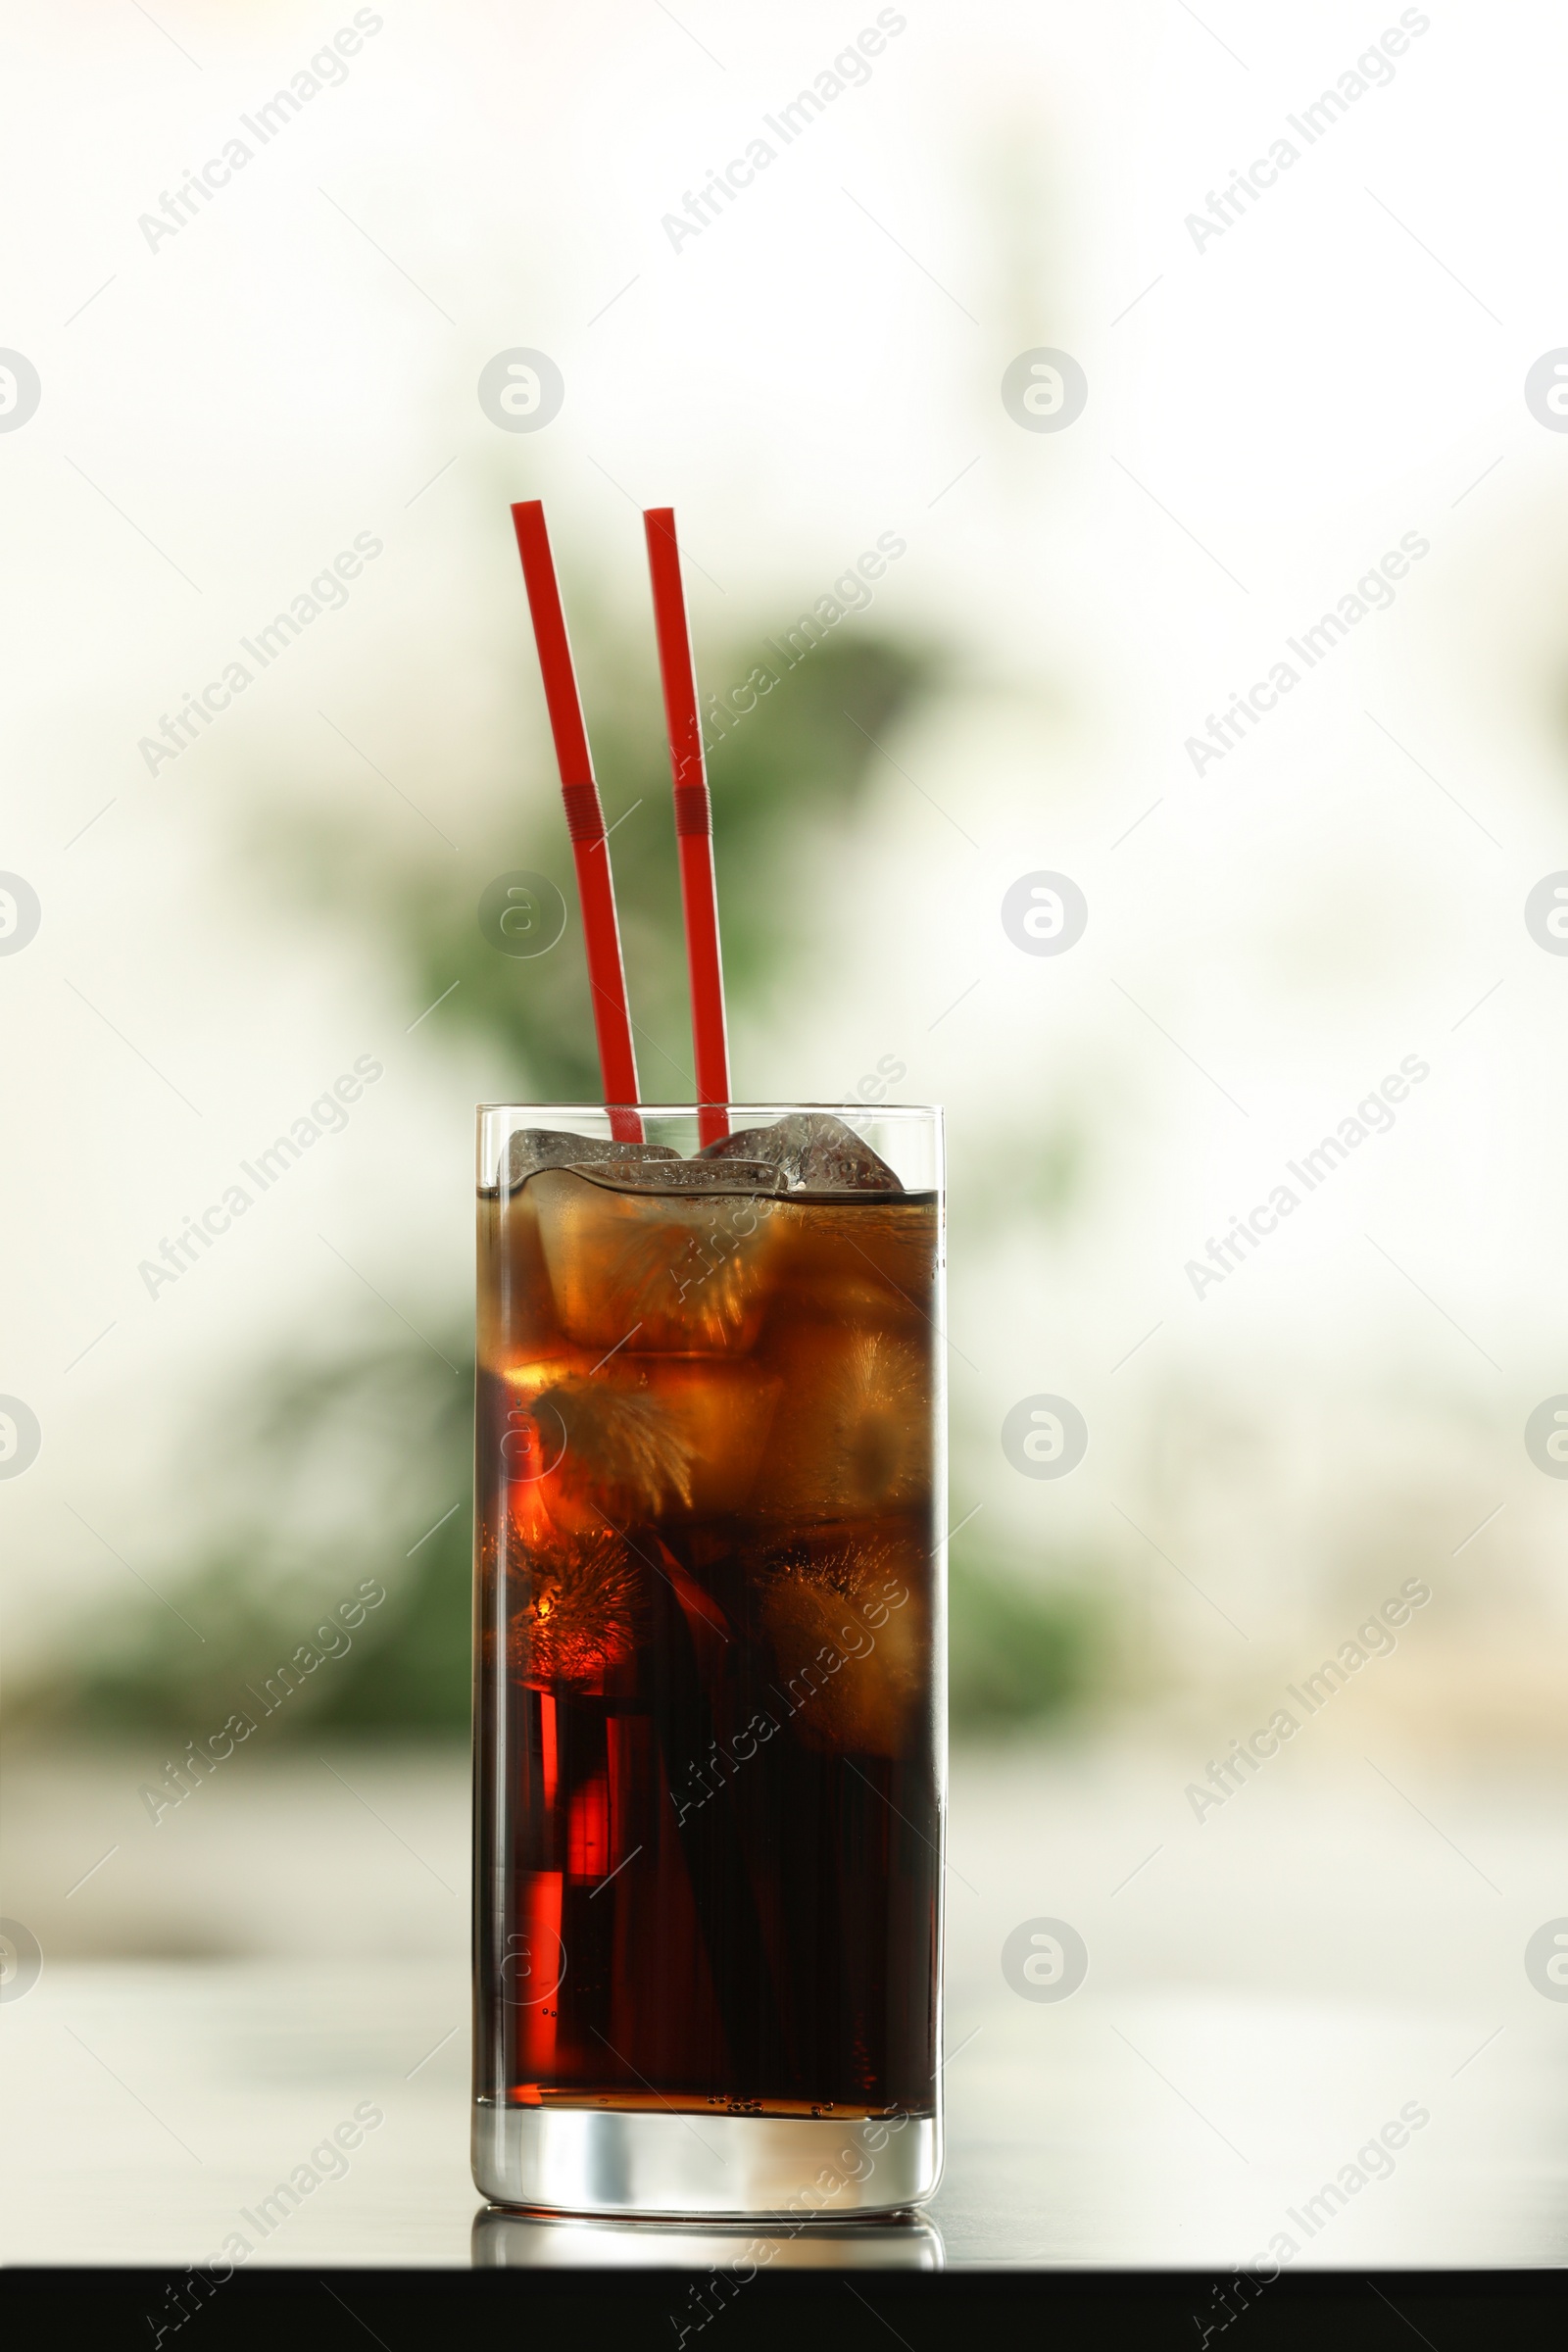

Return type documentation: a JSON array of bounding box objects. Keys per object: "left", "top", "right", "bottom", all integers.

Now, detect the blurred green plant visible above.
[
  {"left": 948, "top": 1543, "right": 1102, "bottom": 1731},
  {"left": 32, "top": 614, "right": 1106, "bottom": 1744},
  {"left": 278, "top": 616, "right": 933, "bottom": 1104},
  {"left": 65, "top": 1338, "right": 474, "bottom": 1737}
]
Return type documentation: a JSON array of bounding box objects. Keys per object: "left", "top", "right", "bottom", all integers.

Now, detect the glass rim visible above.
[{"left": 476, "top": 1101, "right": 943, "bottom": 1117}]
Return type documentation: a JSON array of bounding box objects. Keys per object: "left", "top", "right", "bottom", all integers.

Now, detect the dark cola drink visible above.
[{"left": 472, "top": 1107, "right": 945, "bottom": 2218}]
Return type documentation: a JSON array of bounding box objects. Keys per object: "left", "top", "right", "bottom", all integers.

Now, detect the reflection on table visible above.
[{"left": 472, "top": 2205, "right": 945, "bottom": 2269}]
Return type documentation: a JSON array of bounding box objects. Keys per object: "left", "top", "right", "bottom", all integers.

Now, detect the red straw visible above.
[
  {"left": 510, "top": 501, "right": 642, "bottom": 1145},
  {"left": 643, "top": 507, "right": 730, "bottom": 1148}
]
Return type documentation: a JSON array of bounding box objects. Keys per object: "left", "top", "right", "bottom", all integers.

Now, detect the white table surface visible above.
[{"left": 4, "top": 1744, "right": 1565, "bottom": 2271}]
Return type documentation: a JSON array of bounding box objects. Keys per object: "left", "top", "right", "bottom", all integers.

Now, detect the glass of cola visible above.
[{"left": 472, "top": 1103, "right": 946, "bottom": 2218}]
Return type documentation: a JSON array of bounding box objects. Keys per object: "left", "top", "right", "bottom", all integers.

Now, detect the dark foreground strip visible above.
[{"left": 0, "top": 2266, "right": 1563, "bottom": 2347}]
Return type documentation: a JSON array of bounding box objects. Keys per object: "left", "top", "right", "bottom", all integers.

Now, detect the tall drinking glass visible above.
[{"left": 472, "top": 1104, "right": 945, "bottom": 2217}]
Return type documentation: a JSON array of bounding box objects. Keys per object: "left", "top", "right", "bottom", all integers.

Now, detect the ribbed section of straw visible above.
[
  {"left": 672, "top": 784, "right": 711, "bottom": 838},
  {"left": 560, "top": 781, "right": 605, "bottom": 842}
]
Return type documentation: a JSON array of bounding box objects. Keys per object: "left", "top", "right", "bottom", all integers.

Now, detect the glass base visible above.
[{"left": 472, "top": 2105, "right": 942, "bottom": 2220}]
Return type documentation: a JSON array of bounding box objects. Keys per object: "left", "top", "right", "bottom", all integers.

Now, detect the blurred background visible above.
[{"left": 3, "top": 0, "right": 1568, "bottom": 2264}]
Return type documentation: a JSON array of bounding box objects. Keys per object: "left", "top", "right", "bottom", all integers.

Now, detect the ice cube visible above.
[
  {"left": 535, "top": 1375, "right": 696, "bottom": 1517},
  {"left": 530, "top": 1166, "right": 783, "bottom": 1352},
  {"left": 571, "top": 1157, "right": 785, "bottom": 1196},
  {"left": 505, "top": 1529, "right": 644, "bottom": 1688},
  {"left": 701, "top": 1111, "right": 902, "bottom": 1195},
  {"left": 501, "top": 1128, "right": 679, "bottom": 1193},
  {"left": 478, "top": 1183, "right": 564, "bottom": 1367},
  {"left": 757, "top": 1531, "right": 927, "bottom": 1756},
  {"left": 524, "top": 1357, "right": 782, "bottom": 1526},
  {"left": 750, "top": 1329, "right": 932, "bottom": 1521}
]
